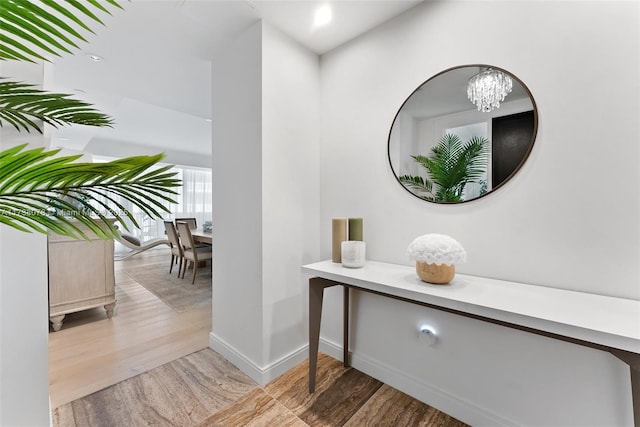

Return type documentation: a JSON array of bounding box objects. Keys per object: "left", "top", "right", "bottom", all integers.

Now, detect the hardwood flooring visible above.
[
  {"left": 48, "top": 247, "right": 212, "bottom": 408},
  {"left": 50, "top": 247, "right": 467, "bottom": 426},
  {"left": 53, "top": 351, "right": 468, "bottom": 427}
]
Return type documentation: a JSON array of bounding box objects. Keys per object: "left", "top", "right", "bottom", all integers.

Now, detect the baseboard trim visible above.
[
  {"left": 208, "top": 333, "right": 308, "bottom": 386},
  {"left": 318, "top": 338, "right": 518, "bottom": 427},
  {"left": 209, "top": 334, "right": 516, "bottom": 426}
]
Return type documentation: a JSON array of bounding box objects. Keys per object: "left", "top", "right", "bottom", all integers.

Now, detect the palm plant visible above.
[
  {"left": 400, "top": 133, "right": 489, "bottom": 203},
  {"left": 0, "top": 0, "right": 180, "bottom": 239},
  {"left": 0, "top": 0, "right": 119, "bottom": 130}
]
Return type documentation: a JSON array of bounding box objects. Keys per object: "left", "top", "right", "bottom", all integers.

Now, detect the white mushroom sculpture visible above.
[{"left": 407, "top": 234, "right": 466, "bottom": 284}]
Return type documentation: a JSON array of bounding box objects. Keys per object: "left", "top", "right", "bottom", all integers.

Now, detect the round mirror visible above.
[{"left": 388, "top": 65, "right": 538, "bottom": 203}]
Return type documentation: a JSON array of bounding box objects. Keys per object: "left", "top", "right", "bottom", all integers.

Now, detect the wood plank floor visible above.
[
  {"left": 49, "top": 247, "right": 212, "bottom": 408},
  {"left": 50, "top": 247, "right": 468, "bottom": 426},
  {"left": 53, "top": 351, "right": 468, "bottom": 427}
]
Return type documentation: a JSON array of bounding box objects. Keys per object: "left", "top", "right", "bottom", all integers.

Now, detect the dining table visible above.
[{"left": 191, "top": 228, "right": 212, "bottom": 245}]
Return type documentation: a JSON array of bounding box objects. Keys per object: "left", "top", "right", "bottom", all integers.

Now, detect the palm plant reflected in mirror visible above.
[
  {"left": 388, "top": 65, "right": 538, "bottom": 203},
  {"left": 400, "top": 133, "right": 489, "bottom": 203}
]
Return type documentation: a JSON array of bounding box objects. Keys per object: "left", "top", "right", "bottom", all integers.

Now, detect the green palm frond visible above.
[
  {"left": 402, "top": 133, "right": 489, "bottom": 203},
  {"left": 0, "top": 0, "right": 179, "bottom": 240},
  {"left": 399, "top": 173, "right": 434, "bottom": 201},
  {"left": 431, "top": 134, "right": 466, "bottom": 188},
  {"left": 0, "top": 144, "right": 181, "bottom": 240},
  {"left": 458, "top": 135, "right": 490, "bottom": 181},
  {"left": 0, "top": 79, "right": 113, "bottom": 132},
  {"left": 0, "top": 0, "right": 122, "bottom": 63},
  {"left": 0, "top": 0, "right": 121, "bottom": 132}
]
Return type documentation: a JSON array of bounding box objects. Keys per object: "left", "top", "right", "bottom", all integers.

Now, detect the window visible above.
[{"left": 93, "top": 156, "right": 212, "bottom": 240}]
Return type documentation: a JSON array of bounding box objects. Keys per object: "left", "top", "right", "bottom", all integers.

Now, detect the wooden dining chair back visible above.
[
  {"left": 176, "top": 221, "right": 212, "bottom": 284},
  {"left": 163, "top": 221, "right": 184, "bottom": 276},
  {"left": 175, "top": 217, "right": 197, "bottom": 230},
  {"left": 176, "top": 217, "right": 208, "bottom": 248}
]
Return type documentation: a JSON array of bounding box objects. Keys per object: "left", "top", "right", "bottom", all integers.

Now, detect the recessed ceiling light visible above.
[
  {"left": 313, "top": 4, "right": 332, "bottom": 29},
  {"left": 86, "top": 53, "right": 103, "bottom": 62}
]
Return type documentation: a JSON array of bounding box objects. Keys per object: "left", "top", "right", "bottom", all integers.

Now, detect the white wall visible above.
[
  {"left": 211, "top": 21, "right": 265, "bottom": 368},
  {"left": 318, "top": 1, "right": 638, "bottom": 425},
  {"left": 0, "top": 227, "right": 50, "bottom": 427},
  {"left": 210, "top": 21, "right": 321, "bottom": 383},
  {"left": 261, "top": 23, "right": 321, "bottom": 366},
  {"left": 0, "top": 61, "right": 51, "bottom": 426}
]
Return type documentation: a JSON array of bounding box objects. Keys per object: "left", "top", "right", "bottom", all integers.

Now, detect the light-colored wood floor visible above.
[{"left": 48, "top": 247, "right": 212, "bottom": 408}]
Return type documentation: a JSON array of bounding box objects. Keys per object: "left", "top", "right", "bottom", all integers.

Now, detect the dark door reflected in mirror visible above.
[{"left": 388, "top": 65, "right": 538, "bottom": 204}]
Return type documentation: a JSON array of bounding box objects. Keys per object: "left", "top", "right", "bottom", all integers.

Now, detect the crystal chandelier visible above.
[{"left": 467, "top": 68, "right": 513, "bottom": 112}]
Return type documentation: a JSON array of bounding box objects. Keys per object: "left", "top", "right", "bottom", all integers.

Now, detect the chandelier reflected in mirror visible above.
[{"left": 467, "top": 68, "right": 513, "bottom": 112}]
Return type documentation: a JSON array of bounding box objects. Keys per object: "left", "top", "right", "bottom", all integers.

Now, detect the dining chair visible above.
[
  {"left": 175, "top": 217, "right": 197, "bottom": 230},
  {"left": 163, "top": 221, "right": 184, "bottom": 276},
  {"left": 176, "top": 221, "right": 212, "bottom": 284},
  {"left": 176, "top": 217, "right": 209, "bottom": 248}
]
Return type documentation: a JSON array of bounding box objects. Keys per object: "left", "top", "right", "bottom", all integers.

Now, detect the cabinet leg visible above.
[
  {"left": 50, "top": 314, "right": 65, "bottom": 332},
  {"left": 104, "top": 302, "right": 116, "bottom": 319}
]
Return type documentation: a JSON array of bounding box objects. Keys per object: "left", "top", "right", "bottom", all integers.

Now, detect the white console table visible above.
[{"left": 302, "top": 260, "right": 640, "bottom": 426}]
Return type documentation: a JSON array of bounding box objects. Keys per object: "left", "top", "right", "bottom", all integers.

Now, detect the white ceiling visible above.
[{"left": 46, "top": 0, "right": 423, "bottom": 160}]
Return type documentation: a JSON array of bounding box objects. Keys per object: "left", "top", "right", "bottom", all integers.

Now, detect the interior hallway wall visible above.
[
  {"left": 210, "top": 20, "right": 321, "bottom": 383},
  {"left": 261, "top": 23, "right": 321, "bottom": 367},
  {"left": 0, "top": 61, "right": 51, "bottom": 427},
  {"left": 211, "top": 21, "right": 264, "bottom": 369},
  {"left": 317, "top": 1, "right": 639, "bottom": 425}
]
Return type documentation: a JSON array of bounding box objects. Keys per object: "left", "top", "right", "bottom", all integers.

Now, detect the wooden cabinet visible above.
[{"left": 48, "top": 226, "right": 116, "bottom": 331}]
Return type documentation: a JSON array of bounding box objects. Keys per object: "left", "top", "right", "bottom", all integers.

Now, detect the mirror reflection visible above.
[{"left": 388, "top": 65, "right": 537, "bottom": 203}]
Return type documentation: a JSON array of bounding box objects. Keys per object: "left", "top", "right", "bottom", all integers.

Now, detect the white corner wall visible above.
[
  {"left": 318, "top": 1, "right": 638, "bottom": 425},
  {"left": 0, "top": 58, "right": 51, "bottom": 427},
  {"left": 210, "top": 21, "right": 321, "bottom": 384},
  {"left": 211, "top": 21, "right": 265, "bottom": 369},
  {"left": 0, "top": 227, "right": 49, "bottom": 427},
  {"left": 261, "top": 23, "right": 321, "bottom": 369}
]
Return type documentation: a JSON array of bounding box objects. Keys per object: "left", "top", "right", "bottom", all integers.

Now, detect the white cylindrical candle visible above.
[{"left": 341, "top": 241, "right": 366, "bottom": 268}]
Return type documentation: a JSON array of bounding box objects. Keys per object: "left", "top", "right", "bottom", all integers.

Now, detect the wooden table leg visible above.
[
  {"left": 632, "top": 366, "right": 640, "bottom": 427},
  {"left": 343, "top": 286, "right": 350, "bottom": 367},
  {"left": 309, "top": 277, "right": 339, "bottom": 393},
  {"left": 610, "top": 349, "right": 640, "bottom": 426}
]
